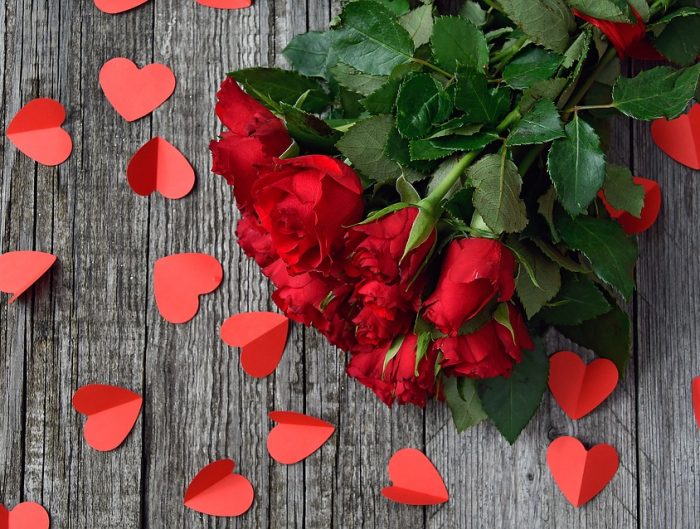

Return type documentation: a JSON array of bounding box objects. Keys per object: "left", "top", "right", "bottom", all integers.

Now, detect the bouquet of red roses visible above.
[{"left": 211, "top": 0, "right": 699, "bottom": 442}]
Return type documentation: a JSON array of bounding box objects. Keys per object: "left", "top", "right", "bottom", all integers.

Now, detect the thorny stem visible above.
[
  {"left": 561, "top": 46, "right": 618, "bottom": 117},
  {"left": 411, "top": 57, "right": 454, "bottom": 80}
]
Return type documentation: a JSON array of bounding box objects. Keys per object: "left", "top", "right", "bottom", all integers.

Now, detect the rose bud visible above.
[
  {"left": 252, "top": 155, "right": 364, "bottom": 275},
  {"left": 422, "top": 238, "right": 516, "bottom": 336}
]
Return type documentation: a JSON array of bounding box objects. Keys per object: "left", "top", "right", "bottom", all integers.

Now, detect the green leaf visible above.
[
  {"left": 396, "top": 74, "right": 453, "bottom": 139},
  {"left": 612, "top": 64, "right": 700, "bottom": 120},
  {"left": 512, "top": 240, "right": 562, "bottom": 318},
  {"left": 507, "top": 99, "right": 565, "bottom": 146},
  {"left": 537, "top": 188, "right": 560, "bottom": 242},
  {"left": 469, "top": 152, "right": 528, "bottom": 234},
  {"left": 445, "top": 188, "right": 476, "bottom": 225},
  {"left": 431, "top": 16, "right": 489, "bottom": 72},
  {"left": 654, "top": 10, "right": 700, "bottom": 66},
  {"left": 602, "top": 164, "right": 645, "bottom": 217},
  {"left": 556, "top": 300, "right": 631, "bottom": 374},
  {"left": 444, "top": 376, "right": 488, "bottom": 432},
  {"left": 361, "top": 77, "right": 402, "bottom": 114},
  {"left": 382, "top": 335, "right": 406, "bottom": 373},
  {"left": 538, "top": 273, "right": 610, "bottom": 325},
  {"left": 499, "top": 0, "right": 575, "bottom": 53},
  {"left": 479, "top": 341, "right": 549, "bottom": 444},
  {"left": 557, "top": 215, "right": 638, "bottom": 301},
  {"left": 410, "top": 132, "right": 499, "bottom": 161},
  {"left": 404, "top": 207, "right": 436, "bottom": 256},
  {"left": 520, "top": 78, "right": 568, "bottom": 113},
  {"left": 370, "top": 0, "right": 411, "bottom": 15},
  {"left": 503, "top": 47, "right": 562, "bottom": 90},
  {"left": 427, "top": 155, "right": 468, "bottom": 199},
  {"left": 396, "top": 174, "right": 421, "bottom": 203},
  {"left": 283, "top": 31, "right": 336, "bottom": 79},
  {"left": 455, "top": 68, "right": 512, "bottom": 125},
  {"left": 334, "top": 1, "right": 415, "bottom": 75},
  {"left": 399, "top": 3, "right": 434, "bottom": 47},
  {"left": 279, "top": 103, "right": 341, "bottom": 151},
  {"left": 547, "top": 115, "right": 606, "bottom": 216},
  {"left": 567, "top": 0, "right": 632, "bottom": 22},
  {"left": 330, "top": 63, "right": 388, "bottom": 96},
  {"left": 460, "top": 1, "right": 487, "bottom": 27}
]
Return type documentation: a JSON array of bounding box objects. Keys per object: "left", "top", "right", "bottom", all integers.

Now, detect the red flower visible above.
[
  {"left": 422, "top": 238, "right": 516, "bottom": 336},
  {"left": 253, "top": 155, "right": 364, "bottom": 275},
  {"left": 573, "top": 7, "right": 663, "bottom": 60},
  {"left": 346, "top": 334, "right": 438, "bottom": 406},
  {"left": 210, "top": 78, "right": 292, "bottom": 211},
  {"left": 436, "top": 304, "right": 533, "bottom": 379},
  {"left": 235, "top": 214, "right": 278, "bottom": 268},
  {"left": 598, "top": 176, "right": 661, "bottom": 234}
]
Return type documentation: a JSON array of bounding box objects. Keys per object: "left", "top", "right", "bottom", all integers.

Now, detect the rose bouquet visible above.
[{"left": 211, "top": 0, "right": 700, "bottom": 442}]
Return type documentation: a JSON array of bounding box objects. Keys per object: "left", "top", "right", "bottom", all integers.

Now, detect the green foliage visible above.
[
  {"left": 431, "top": 16, "right": 489, "bottom": 72},
  {"left": 455, "top": 68, "right": 511, "bottom": 125},
  {"left": 282, "top": 31, "right": 336, "bottom": 79},
  {"left": 602, "top": 164, "right": 645, "bottom": 217},
  {"left": 538, "top": 272, "right": 610, "bottom": 325},
  {"left": 653, "top": 8, "right": 700, "bottom": 66},
  {"left": 399, "top": 3, "right": 434, "bottom": 47},
  {"left": 499, "top": 0, "right": 575, "bottom": 53},
  {"left": 507, "top": 99, "right": 565, "bottom": 146},
  {"left": 330, "top": 63, "right": 387, "bottom": 96},
  {"left": 567, "top": 0, "right": 632, "bottom": 22},
  {"left": 396, "top": 74, "right": 453, "bottom": 139},
  {"left": 512, "top": 240, "right": 562, "bottom": 318},
  {"left": 444, "top": 376, "right": 488, "bottom": 432},
  {"left": 503, "top": 47, "right": 562, "bottom": 90}
]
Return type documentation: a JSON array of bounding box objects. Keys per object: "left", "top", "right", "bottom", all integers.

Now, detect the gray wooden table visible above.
[{"left": 1, "top": 1, "right": 699, "bottom": 528}]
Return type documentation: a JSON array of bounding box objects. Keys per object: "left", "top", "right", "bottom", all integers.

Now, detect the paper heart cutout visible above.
[
  {"left": 93, "top": 0, "right": 150, "bottom": 14},
  {"left": 6, "top": 98, "right": 72, "bottom": 166},
  {"left": 547, "top": 436, "right": 619, "bottom": 507},
  {"left": 599, "top": 176, "right": 661, "bottom": 235},
  {"left": 153, "top": 253, "right": 223, "bottom": 324},
  {"left": 652, "top": 103, "right": 700, "bottom": 170},
  {"left": 184, "top": 459, "right": 254, "bottom": 517},
  {"left": 381, "top": 448, "right": 449, "bottom": 506},
  {"left": 127, "top": 137, "right": 195, "bottom": 199},
  {"left": 99, "top": 58, "right": 175, "bottom": 121},
  {"left": 196, "top": 0, "right": 252, "bottom": 8},
  {"left": 267, "top": 411, "right": 335, "bottom": 464},
  {"left": 72, "top": 384, "right": 143, "bottom": 452},
  {"left": 0, "top": 251, "right": 57, "bottom": 303},
  {"left": 693, "top": 376, "right": 700, "bottom": 429},
  {"left": 548, "top": 351, "right": 619, "bottom": 420},
  {"left": 220, "top": 312, "right": 289, "bottom": 378},
  {"left": 0, "top": 502, "right": 50, "bottom": 529}
]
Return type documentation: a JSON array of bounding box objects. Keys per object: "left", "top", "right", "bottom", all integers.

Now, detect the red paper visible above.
[
  {"left": 547, "top": 436, "right": 619, "bottom": 508},
  {"left": 0, "top": 251, "right": 57, "bottom": 303},
  {"left": 220, "top": 312, "right": 289, "bottom": 378},
  {"left": 599, "top": 177, "right": 661, "bottom": 235},
  {"left": 381, "top": 448, "right": 449, "bottom": 506},
  {"left": 195, "top": 0, "right": 252, "bottom": 8},
  {"left": 548, "top": 351, "right": 619, "bottom": 420},
  {"left": 184, "top": 459, "right": 254, "bottom": 517},
  {"left": 6, "top": 98, "right": 72, "bottom": 166},
  {"left": 693, "top": 376, "right": 700, "bottom": 429},
  {"left": 99, "top": 58, "right": 175, "bottom": 121},
  {"left": 93, "top": 0, "right": 150, "bottom": 14},
  {"left": 267, "top": 411, "right": 335, "bottom": 464},
  {"left": 72, "top": 384, "right": 142, "bottom": 452},
  {"left": 153, "top": 253, "right": 223, "bottom": 324},
  {"left": 0, "top": 502, "right": 50, "bottom": 529},
  {"left": 652, "top": 104, "right": 700, "bottom": 170},
  {"left": 127, "top": 137, "right": 195, "bottom": 200}
]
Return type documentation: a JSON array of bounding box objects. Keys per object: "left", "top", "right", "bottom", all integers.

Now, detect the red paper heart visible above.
[
  {"left": 72, "top": 384, "right": 142, "bottom": 452},
  {"left": 6, "top": 98, "right": 72, "bottom": 166},
  {"left": 127, "top": 137, "right": 195, "bottom": 199},
  {"left": 547, "top": 436, "right": 619, "bottom": 507},
  {"left": 0, "top": 251, "right": 57, "bottom": 303},
  {"left": 153, "top": 253, "right": 223, "bottom": 324},
  {"left": 220, "top": 312, "right": 289, "bottom": 378},
  {"left": 599, "top": 176, "right": 661, "bottom": 235},
  {"left": 184, "top": 459, "right": 254, "bottom": 517},
  {"left": 381, "top": 448, "right": 449, "bottom": 506},
  {"left": 99, "top": 58, "right": 175, "bottom": 121},
  {"left": 195, "top": 0, "right": 252, "bottom": 9},
  {"left": 652, "top": 103, "right": 700, "bottom": 170},
  {"left": 93, "top": 0, "right": 150, "bottom": 15},
  {"left": 267, "top": 411, "right": 335, "bottom": 464},
  {"left": 0, "top": 502, "right": 50, "bottom": 529},
  {"left": 548, "top": 351, "right": 619, "bottom": 420},
  {"left": 693, "top": 376, "right": 700, "bottom": 429}
]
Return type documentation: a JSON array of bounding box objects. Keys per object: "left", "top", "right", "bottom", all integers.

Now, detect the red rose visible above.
[
  {"left": 346, "top": 334, "right": 438, "bottom": 406},
  {"left": 252, "top": 155, "right": 364, "bottom": 275},
  {"left": 346, "top": 206, "right": 435, "bottom": 294},
  {"left": 422, "top": 238, "right": 516, "bottom": 336},
  {"left": 235, "top": 214, "right": 278, "bottom": 268},
  {"left": 436, "top": 304, "right": 533, "bottom": 379},
  {"left": 210, "top": 78, "right": 292, "bottom": 211}
]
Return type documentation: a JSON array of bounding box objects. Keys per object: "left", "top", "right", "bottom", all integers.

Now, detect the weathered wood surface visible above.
[{"left": 0, "top": 1, "right": 698, "bottom": 528}]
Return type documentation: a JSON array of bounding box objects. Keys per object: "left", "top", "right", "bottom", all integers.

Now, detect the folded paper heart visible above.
[
  {"left": 184, "top": 459, "right": 254, "bottom": 517},
  {"left": 93, "top": 0, "right": 150, "bottom": 13},
  {"left": 651, "top": 103, "right": 700, "bottom": 170},
  {"left": 0, "top": 502, "right": 50, "bottom": 529},
  {"left": 127, "top": 137, "right": 195, "bottom": 199},
  {"left": 547, "top": 436, "right": 619, "bottom": 508},
  {"left": 195, "top": 0, "right": 252, "bottom": 7},
  {"left": 599, "top": 177, "right": 661, "bottom": 235},
  {"left": 693, "top": 376, "right": 700, "bottom": 429},
  {"left": 220, "top": 312, "right": 289, "bottom": 378},
  {"left": 72, "top": 384, "right": 143, "bottom": 452},
  {"left": 548, "top": 351, "right": 619, "bottom": 420},
  {"left": 153, "top": 253, "right": 223, "bottom": 324},
  {"left": 0, "top": 251, "right": 57, "bottom": 303},
  {"left": 6, "top": 98, "right": 72, "bottom": 166},
  {"left": 267, "top": 411, "right": 335, "bottom": 464},
  {"left": 381, "top": 448, "right": 449, "bottom": 506},
  {"left": 99, "top": 58, "right": 175, "bottom": 121}
]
